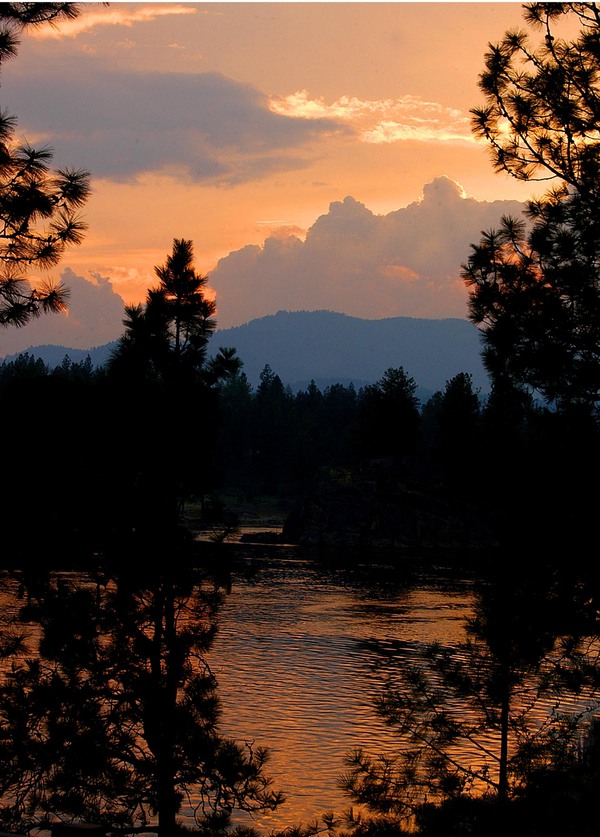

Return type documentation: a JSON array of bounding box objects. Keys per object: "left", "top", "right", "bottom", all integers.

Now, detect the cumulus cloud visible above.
[
  {"left": 0, "top": 269, "right": 126, "bottom": 357},
  {"left": 29, "top": 5, "right": 199, "bottom": 40},
  {"left": 209, "top": 176, "right": 525, "bottom": 327},
  {"left": 4, "top": 68, "right": 346, "bottom": 184},
  {"left": 269, "top": 90, "right": 474, "bottom": 145}
]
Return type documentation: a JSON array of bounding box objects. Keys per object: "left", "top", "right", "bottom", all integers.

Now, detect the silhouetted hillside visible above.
[
  {"left": 1, "top": 311, "right": 488, "bottom": 398},
  {"left": 208, "top": 311, "right": 488, "bottom": 396},
  {"left": 2, "top": 342, "right": 118, "bottom": 368}
]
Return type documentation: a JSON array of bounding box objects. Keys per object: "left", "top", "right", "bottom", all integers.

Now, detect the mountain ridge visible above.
[
  {"left": 1, "top": 310, "right": 488, "bottom": 397},
  {"left": 209, "top": 310, "right": 488, "bottom": 395}
]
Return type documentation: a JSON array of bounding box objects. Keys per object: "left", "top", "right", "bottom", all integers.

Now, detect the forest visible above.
[{"left": 1, "top": 3, "right": 600, "bottom": 837}]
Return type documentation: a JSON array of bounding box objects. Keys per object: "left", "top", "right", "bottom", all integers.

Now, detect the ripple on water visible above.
[{"left": 207, "top": 553, "right": 476, "bottom": 831}]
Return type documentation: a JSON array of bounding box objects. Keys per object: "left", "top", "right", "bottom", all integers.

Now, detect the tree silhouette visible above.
[
  {"left": 253, "top": 364, "right": 293, "bottom": 493},
  {"left": 465, "top": 4, "right": 600, "bottom": 413},
  {"left": 471, "top": 2, "right": 600, "bottom": 190},
  {"left": 341, "top": 567, "right": 600, "bottom": 826},
  {"left": 463, "top": 203, "right": 600, "bottom": 413},
  {"left": 354, "top": 367, "right": 420, "bottom": 462},
  {"left": 108, "top": 239, "right": 241, "bottom": 525},
  {"left": 111, "top": 239, "right": 237, "bottom": 386},
  {"left": 216, "top": 370, "right": 256, "bottom": 491},
  {"left": 434, "top": 372, "right": 481, "bottom": 492},
  {"left": 0, "top": 4, "right": 90, "bottom": 328},
  {"left": 154, "top": 238, "right": 216, "bottom": 364},
  {"left": 0, "top": 564, "right": 284, "bottom": 835}
]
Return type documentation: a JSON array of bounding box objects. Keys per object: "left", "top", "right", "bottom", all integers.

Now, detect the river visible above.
[
  {"left": 3, "top": 546, "right": 591, "bottom": 835},
  {"left": 206, "top": 546, "right": 475, "bottom": 832}
]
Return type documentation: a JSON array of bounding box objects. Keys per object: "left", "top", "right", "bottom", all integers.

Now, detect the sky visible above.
[{"left": 0, "top": 1, "right": 546, "bottom": 356}]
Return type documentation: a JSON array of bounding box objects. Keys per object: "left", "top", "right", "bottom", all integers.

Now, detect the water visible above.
[
  {"left": 6, "top": 550, "right": 591, "bottom": 834},
  {"left": 206, "top": 548, "right": 475, "bottom": 831}
]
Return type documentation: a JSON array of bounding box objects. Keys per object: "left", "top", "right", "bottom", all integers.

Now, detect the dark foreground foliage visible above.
[{"left": 0, "top": 558, "right": 284, "bottom": 836}]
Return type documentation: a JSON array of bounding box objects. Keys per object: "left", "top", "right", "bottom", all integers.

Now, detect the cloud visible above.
[
  {"left": 269, "top": 90, "right": 474, "bottom": 145},
  {"left": 0, "top": 269, "right": 126, "bottom": 356},
  {"left": 4, "top": 69, "right": 346, "bottom": 184},
  {"left": 28, "top": 5, "right": 199, "bottom": 40},
  {"left": 209, "top": 177, "right": 525, "bottom": 327}
]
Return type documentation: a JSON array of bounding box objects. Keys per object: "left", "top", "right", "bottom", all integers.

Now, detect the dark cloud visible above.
[
  {"left": 0, "top": 269, "right": 125, "bottom": 356},
  {"left": 209, "top": 177, "right": 526, "bottom": 326},
  {"left": 2, "top": 65, "right": 346, "bottom": 183}
]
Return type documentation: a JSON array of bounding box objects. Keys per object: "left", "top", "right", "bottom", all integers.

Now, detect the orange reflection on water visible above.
[{"left": 208, "top": 557, "right": 475, "bottom": 832}]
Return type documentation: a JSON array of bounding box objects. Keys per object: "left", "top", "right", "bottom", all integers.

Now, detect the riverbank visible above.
[{"left": 182, "top": 493, "right": 292, "bottom": 543}]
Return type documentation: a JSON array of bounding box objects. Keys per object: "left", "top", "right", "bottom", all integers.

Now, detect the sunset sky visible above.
[{"left": 0, "top": 2, "right": 547, "bottom": 355}]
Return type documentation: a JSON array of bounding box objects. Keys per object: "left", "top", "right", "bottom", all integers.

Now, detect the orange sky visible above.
[{"left": 0, "top": 2, "right": 552, "bottom": 354}]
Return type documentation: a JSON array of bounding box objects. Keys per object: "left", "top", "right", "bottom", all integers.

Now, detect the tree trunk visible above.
[
  {"left": 157, "top": 771, "right": 179, "bottom": 837},
  {"left": 149, "top": 581, "right": 182, "bottom": 837},
  {"left": 498, "top": 677, "right": 510, "bottom": 801}
]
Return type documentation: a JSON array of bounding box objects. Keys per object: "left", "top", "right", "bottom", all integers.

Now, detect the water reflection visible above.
[
  {"left": 207, "top": 550, "right": 475, "bottom": 831},
  {"left": 0, "top": 551, "right": 482, "bottom": 834}
]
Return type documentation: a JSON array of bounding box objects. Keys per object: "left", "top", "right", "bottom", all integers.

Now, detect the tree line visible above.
[{"left": 2, "top": 332, "right": 596, "bottom": 569}]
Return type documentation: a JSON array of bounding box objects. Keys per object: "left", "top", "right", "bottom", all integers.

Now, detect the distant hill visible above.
[
  {"left": 2, "top": 341, "right": 118, "bottom": 369},
  {"left": 208, "top": 311, "right": 488, "bottom": 398},
  {"left": 1, "top": 311, "right": 489, "bottom": 400}
]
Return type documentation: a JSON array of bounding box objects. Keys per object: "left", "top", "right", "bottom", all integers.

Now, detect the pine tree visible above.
[
  {"left": 464, "top": 3, "right": 600, "bottom": 414},
  {"left": 0, "top": 4, "right": 90, "bottom": 327}
]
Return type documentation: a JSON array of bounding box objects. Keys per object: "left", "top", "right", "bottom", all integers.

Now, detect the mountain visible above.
[
  {"left": 208, "top": 311, "right": 488, "bottom": 397},
  {"left": 1, "top": 341, "right": 118, "bottom": 369},
  {"left": 1, "top": 311, "right": 488, "bottom": 399}
]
